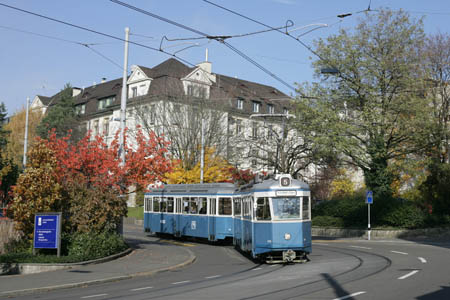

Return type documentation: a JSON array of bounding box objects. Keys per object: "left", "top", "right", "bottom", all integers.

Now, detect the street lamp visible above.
[{"left": 250, "top": 113, "right": 296, "bottom": 174}]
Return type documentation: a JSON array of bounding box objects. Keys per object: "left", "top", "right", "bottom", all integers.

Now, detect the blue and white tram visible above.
[
  {"left": 235, "top": 174, "right": 311, "bottom": 263},
  {"left": 143, "top": 174, "right": 311, "bottom": 263},
  {"left": 144, "top": 183, "right": 236, "bottom": 241}
]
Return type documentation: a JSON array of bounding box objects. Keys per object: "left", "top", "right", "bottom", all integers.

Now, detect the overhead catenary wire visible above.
[{"left": 109, "top": 0, "right": 299, "bottom": 93}]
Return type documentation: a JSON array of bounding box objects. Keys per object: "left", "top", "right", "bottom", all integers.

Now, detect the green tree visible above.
[
  {"left": 0, "top": 102, "right": 8, "bottom": 150},
  {"left": 36, "top": 83, "right": 83, "bottom": 140},
  {"left": 298, "top": 9, "right": 432, "bottom": 199}
]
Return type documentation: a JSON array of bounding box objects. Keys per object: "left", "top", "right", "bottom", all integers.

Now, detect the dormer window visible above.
[
  {"left": 75, "top": 104, "right": 85, "bottom": 115},
  {"left": 187, "top": 84, "right": 207, "bottom": 99},
  {"left": 268, "top": 104, "right": 274, "bottom": 114},
  {"left": 283, "top": 107, "right": 289, "bottom": 115},
  {"left": 253, "top": 101, "right": 260, "bottom": 113},
  {"left": 131, "top": 87, "right": 138, "bottom": 98},
  {"left": 237, "top": 99, "right": 243, "bottom": 110},
  {"left": 98, "top": 96, "right": 115, "bottom": 110}
]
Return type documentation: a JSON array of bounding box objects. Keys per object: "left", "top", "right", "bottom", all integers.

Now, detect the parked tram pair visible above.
[{"left": 144, "top": 174, "right": 311, "bottom": 263}]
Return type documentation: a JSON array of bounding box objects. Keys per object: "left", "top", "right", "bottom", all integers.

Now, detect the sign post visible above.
[
  {"left": 33, "top": 212, "right": 62, "bottom": 257},
  {"left": 365, "top": 191, "right": 373, "bottom": 241}
]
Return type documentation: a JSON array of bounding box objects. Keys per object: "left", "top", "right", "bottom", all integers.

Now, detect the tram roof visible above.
[
  {"left": 146, "top": 182, "right": 236, "bottom": 195},
  {"left": 239, "top": 177, "right": 310, "bottom": 192}
]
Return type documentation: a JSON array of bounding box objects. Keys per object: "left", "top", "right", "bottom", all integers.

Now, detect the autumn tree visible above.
[
  {"left": 298, "top": 9, "right": 432, "bottom": 199},
  {"left": 4, "top": 106, "right": 43, "bottom": 167},
  {"left": 166, "top": 147, "right": 232, "bottom": 184},
  {"left": 7, "top": 141, "right": 64, "bottom": 237}
]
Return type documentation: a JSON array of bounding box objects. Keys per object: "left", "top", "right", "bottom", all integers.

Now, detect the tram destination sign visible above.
[
  {"left": 33, "top": 212, "right": 62, "bottom": 256},
  {"left": 276, "top": 190, "right": 297, "bottom": 196}
]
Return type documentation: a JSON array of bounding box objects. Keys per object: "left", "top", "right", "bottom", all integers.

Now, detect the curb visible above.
[{"left": 0, "top": 246, "right": 196, "bottom": 298}]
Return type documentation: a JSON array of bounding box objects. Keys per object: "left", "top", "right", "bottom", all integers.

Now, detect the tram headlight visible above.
[{"left": 284, "top": 233, "right": 291, "bottom": 240}]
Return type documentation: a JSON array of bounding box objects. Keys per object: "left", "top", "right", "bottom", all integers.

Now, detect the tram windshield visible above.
[{"left": 272, "top": 197, "right": 301, "bottom": 220}]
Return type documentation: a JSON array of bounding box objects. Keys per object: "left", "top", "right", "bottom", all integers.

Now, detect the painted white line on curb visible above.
[
  {"left": 253, "top": 267, "right": 262, "bottom": 271},
  {"left": 391, "top": 250, "right": 408, "bottom": 255},
  {"left": 131, "top": 286, "right": 153, "bottom": 291},
  {"left": 418, "top": 257, "right": 427, "bottom": 263},
  {"left": 349, "top": 245, "right": 372, "bottom": 250},
  {"left": 333, "top": 291, "right": 366, "bottom": 300},
  {"left": 171, "top": 280, "right": 191, "bottom": 285},
  {"left": 81, "top": 294, "right": 108, "bottom": 299},
  {"left": 398, "top": 270, "right": 419, "bottom": 280},
  {"left": 205, "top": 275, "right": 221, "bottom": 279}
]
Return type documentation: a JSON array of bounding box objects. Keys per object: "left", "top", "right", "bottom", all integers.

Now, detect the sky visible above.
[{"left": 1, "top": 0, "right": 450, "bottom": 116}]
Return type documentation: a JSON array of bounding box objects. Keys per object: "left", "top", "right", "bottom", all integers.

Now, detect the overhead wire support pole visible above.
[
  {"left": 23, "top": 97, "right": 30, "bottom": 168},
  {"left": 120, "top": 27, "right": 130, "bottom": 166}
]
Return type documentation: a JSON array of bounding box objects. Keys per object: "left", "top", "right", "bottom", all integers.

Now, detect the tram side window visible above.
[
  {"left": 145, "top": 197, "right": 152, "bottom": 212},
  {"left": 153, "top": 197, "right": 160, "bottom": 212},
  {"left": 302, "top": 196, "right": 310, "bottom": 220},
  {"left": 234, "top": 198, "right": 241, "bottom": 216},
  {"left": 256, "top": 197, "right": 271, "bottom": 220},
  {"left": 199, "top": 197, "right": 207, "bottom": 215},
  {"left": 218, "top": 197, "right": 232, "bottom": 215},
  {"left": 183, "top": 197, "right": 189, "bottom": 214},
  {"left": 167, "top": 197, "right": 174, "bottom": 213},
  {"left": 160, "top": 198, "right": 167, "bottom": 212},
  {"left": 190, "top": 197, "right": 199, "bottom": 214}
]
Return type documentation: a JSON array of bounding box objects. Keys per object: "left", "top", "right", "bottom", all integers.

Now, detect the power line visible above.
[
  {"left": 0, "top": 2, "right": 196, "bottom": 68},
  {"left": 109, "top": 0, "right": 298, "bottom": 93}
]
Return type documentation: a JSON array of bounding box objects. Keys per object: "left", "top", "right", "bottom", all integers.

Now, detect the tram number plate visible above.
[{"left": 276, "top": 190, "right": 297, "bottom": 196}]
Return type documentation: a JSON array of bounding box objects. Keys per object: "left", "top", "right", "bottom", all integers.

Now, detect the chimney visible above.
[
  {"left": 101, "top": 77, "right": 106, "bottom": 83},
  {"left": 72, "top": 87, "right": 82, "bottom": 97},
  {"left": 196, "top": 48, "right": 216, "bottom": 82}
]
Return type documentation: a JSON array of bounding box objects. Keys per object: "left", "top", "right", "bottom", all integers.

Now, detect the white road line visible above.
[
  {"left": 332, "top": 291, "right": 366, "bottom": 300},
  {"left": 131, "top": 286, "right": 153, "bottom": 291},
  {"left": 391, "top": 250, "right": 408, "bottom": 255},
  {"left": 205, "top": 275, "right": 221, "bottom": 279},
  {"left": 349, "top": 245, "right": 372, "bottom": 250},
  {"left": 253, "top": 267, "right": 262, "bottom": 271},
  {"left": 270, "top": 264, "right": 278, "bottom": 267},
  {"left": 171, "top": 280, "right": 191, "bottom": 285},
  {"left": 81, "top": 294, "right": 108, "bottom": 299},
  {"left": 398, "top": 270, "right": 419, "bottom": 280},
  {"left": 418, "top": 257, "right": 427, "bottom": 263}
]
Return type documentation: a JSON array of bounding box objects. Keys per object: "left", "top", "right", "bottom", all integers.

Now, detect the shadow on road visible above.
[{"left": 416, "top": 284, "right": 450, "bottom": 300}]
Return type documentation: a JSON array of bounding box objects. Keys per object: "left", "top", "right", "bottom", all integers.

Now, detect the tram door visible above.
[
  {"left": 208, "top": 197, "right": 216, "bottom": 241},
  {"left": 175, "top": 198, "right": 182, "bottom": 237}
]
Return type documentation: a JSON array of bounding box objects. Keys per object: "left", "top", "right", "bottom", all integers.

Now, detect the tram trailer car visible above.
[
  {"left": 143, "top": 174, "right": 311, "bottom": 263},
  {"left": 144, "top": 183, "right": 236, "bottom": 241}
]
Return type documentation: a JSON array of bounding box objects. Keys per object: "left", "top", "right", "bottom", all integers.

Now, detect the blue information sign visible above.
[
  {"left": 366, "top": 191, "right": 373, "bottom": 204},
  {"left": 34, "top": 213, "right": 60, "bottom": 249}
]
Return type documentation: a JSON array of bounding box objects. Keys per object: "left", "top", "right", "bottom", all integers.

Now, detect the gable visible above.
[
  {"left": 127, "top": 66, "right": 152, "bottom": 84},
  {"left": 182, "top": 67, "right": 214, "bottom": 86}
]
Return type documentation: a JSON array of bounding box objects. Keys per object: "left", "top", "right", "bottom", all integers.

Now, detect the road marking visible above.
[
  {"left": 253, "top": 267, "right": 262, "bottom": 271},
  {"left": 172, "top": 280, "right": 191, "bottom": 285},
  {"left": 161, "top": 240, "right": 196, "bottom": 247},
  {"left": 349, "top": 245, "right": 372, "bottom": 250},
  {"left": 398, "top": 270, "right": 419, "bottom": 280},
  {"left": 333, "top": 291, "right": 366, "bottom": 300},
  {"left": 81, "top": 294, "right": 108, "bottom": 299},
  {"left": 205, "top": 275, "right": 221, "bottom": 279},
  {"left": 391, "top": 250, "right": 408, "bottom": 255},
  {"left": 418, "top": 257, "right": 427, "bottom": 263},
  {"left": 131, "top": 286, "right": 153, "bottom": 291}
]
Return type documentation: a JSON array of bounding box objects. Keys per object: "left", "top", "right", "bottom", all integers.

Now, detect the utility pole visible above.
[
  {"left": 23, "top": 97, "right": 30, "bottom": 168},
  {"left": 119, "top": 27, "right": 130, "bottom": 166}
]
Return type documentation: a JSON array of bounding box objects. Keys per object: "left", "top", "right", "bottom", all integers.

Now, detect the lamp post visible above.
[
  {"left": 250, "top": 113, "right": 296, "bottom": 174},
  {"left": 23, "top": 97, "right": 30, "bottom": 168},
  {"left": 119, "top": 27, "right": 130, "bottom": 166}
]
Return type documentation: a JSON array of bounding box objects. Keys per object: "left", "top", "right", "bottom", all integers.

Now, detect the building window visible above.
[
  {"left": 268, "top": 104, "right": 274, "bottom": 114},
  {"left": 187, "top": 84, "right": 207, "bottom": 98},
  {"left": 283, "top": 107, "right": 289, "bottom": 115},
  {"left": 237, "top": 99, "right": 243, "bottom": 110},
  {"left": 75, "top": 104, "right": 85, "bottom": 115},
  {"left": 253, "top": 101, "right": 260, "bottom": 113},
  {"left": 93, "top": 120, "right": 99, "bottom": 136},
  {"left": 149, "top": 105, "right": 155, "bottom": 125},
  {"left": 98, "top": 96, "right": 115, "bottom": 110},
  {"left": 103, "top": 118, "right": 109, "bottom": 136},
  {"left": 235, "top": 119, "right": 242, "bottom": 135},
  {"left": 132, "top": 87, "right": 138, "bottom": 98},
  {"left": 252, "top": 122, "right": 258, "bottom": 139}
]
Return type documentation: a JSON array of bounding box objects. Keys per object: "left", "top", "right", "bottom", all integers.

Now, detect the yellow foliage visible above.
[
  {"left": 4, "top": 107, "right": 43, "bottom": 167},
  {"left": 330, "top": 169, "right": 355, "bottom": 198},
  {"left": 165, "top": 148, "right": 232, "bottom": 184}
]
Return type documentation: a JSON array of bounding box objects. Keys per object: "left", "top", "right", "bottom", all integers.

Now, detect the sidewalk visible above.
[{"left": 0, "top": 224, "right": 196, "bottom": 298}]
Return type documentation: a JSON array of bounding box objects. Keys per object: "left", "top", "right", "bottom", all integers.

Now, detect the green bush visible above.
[
  {"left": 312, "top": 216, "right": 345, "bottom": 227},
  {"left": 379, "top": 202, "right": 426, "bottom": 228},
  {"left": 68, "top": 231, "right": 127, "bottom": 260}
]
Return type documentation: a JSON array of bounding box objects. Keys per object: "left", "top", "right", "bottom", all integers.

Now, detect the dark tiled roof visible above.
[
  {"left": 36, "top": 95, "right": 51, "bottom": 105},
  {"left": 45, "top": 58, "right": 292, "bottom": 119}
]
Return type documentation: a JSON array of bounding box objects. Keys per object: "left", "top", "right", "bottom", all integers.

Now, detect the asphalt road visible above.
[{"left": 8, "top": 227, "right": 450, "bottom": 300}]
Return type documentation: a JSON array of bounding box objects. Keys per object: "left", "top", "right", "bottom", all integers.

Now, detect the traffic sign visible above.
[{"left": 366, "top": 191, "right": 373, "bottom": 204}]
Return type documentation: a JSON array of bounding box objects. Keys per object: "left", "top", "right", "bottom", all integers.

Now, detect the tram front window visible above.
[
  {"left": 272, "top": 197, "right": 300, "bottom": 220},
  {"left": 256, "top": 197, "right": 271, "bottom": 220}
]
